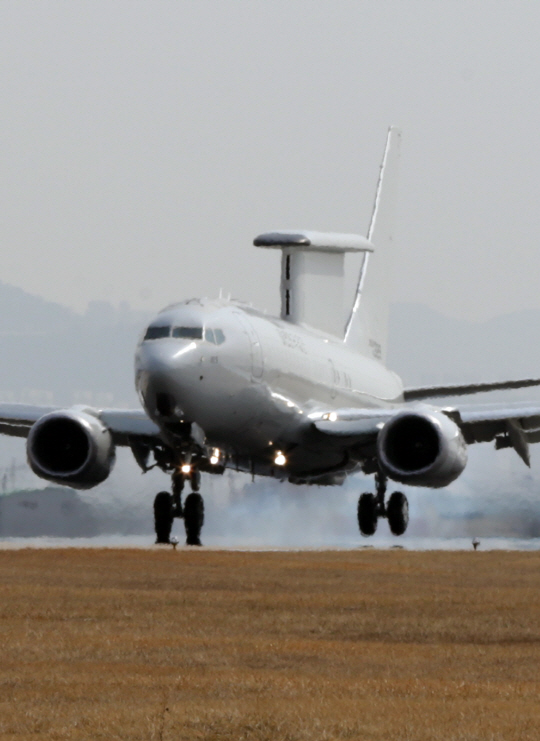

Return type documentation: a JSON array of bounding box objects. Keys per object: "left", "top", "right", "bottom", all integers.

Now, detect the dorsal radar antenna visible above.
[{"left": 253, "top": 231, "right": 373, "bottom": 337}]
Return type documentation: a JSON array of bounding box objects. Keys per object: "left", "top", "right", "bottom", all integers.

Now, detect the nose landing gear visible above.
[
  {"left": 153, "top": 467, "right": 205, "bottom": 546},
  {"left": 183, "top": 492, "right": 205, "bottom": 546},
  {"left": 357, "top": 472, "right": 409, "bottom": 537},
  {"left": 153, "top": 490, "right": 174, "bottom": 544}
]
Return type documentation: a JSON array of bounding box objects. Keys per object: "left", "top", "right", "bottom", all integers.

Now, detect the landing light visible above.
[
  {"left": 274, "top": 451, "right": 286, "bottom": 466},
  {"left": 181, "top": 463, "right": 192, "bottom": 474},
  {"left": 322, "top": 412, "right": 338, "bottom": 422}
]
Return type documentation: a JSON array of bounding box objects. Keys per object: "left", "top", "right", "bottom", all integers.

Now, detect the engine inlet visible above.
[
  {"left": 32, "top": 417, "right": 90, "bottom": 473},
  {"left": 381, "top": 414, "right": 440, "bottom": 472}
]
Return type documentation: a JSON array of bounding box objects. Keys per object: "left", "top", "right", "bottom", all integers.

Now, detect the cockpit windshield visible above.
[
  {"left": 205, "top": 328, "right": 225, "bottom": 345},
  {"left": 144, "top": 325, "right": 171, "bottom": 340},
  {"left": 144, "top": 323, "right": 225, "bottom": 343},
  {"left": 172, "top": 326, "right": 203, "bottom": 340}
]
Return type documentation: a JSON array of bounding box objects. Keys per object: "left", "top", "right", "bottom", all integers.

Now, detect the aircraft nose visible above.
[
  {"left": 136, "top": 341, "right": 200, "bottom": 418},
  {"left": 139, "top": 340, "right": 198, "bottom": 373}
]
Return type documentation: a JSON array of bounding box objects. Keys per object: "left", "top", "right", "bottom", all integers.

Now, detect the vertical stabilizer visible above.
[{"left": 344, "top": 127, "right": 401, "bottom": 362}]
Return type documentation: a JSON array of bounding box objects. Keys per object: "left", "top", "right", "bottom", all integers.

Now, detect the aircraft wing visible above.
[
  {"left": 457, "top": 402, "right": 540, "bottom": 466},
  {"left": 403, "top": 377, "right": 540, "bottom": 401},
  {"left": 310, "top": 402, "right": 540, "bottom": 467},
  {"left": 0, "top": 403, "right": 161, "bottom": 445},
  {"left": 309, "top": 409, "right": 396, "bottom": 445}
]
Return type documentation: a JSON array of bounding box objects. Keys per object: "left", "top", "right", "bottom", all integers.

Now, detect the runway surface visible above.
[{"left": 0, "top": 534, "right": 540, "bottom": 550}]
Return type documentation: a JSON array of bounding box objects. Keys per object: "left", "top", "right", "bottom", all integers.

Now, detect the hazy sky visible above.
[{"left": 1, "top": 1, "right": 540, "bottom": 321}]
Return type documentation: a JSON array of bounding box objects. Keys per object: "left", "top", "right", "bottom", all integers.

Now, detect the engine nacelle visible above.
[
  {"left": 377, "top": 409, "right": 467, "bottom": 488},
  {"left": 27, "top": 409, "right": 116, "bottom": 489}
]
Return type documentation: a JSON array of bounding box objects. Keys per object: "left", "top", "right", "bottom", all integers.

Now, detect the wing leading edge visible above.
[
  {"left": 0, "top": 403, "right": 161, "bottom": 445},
  {"left": 403, "top": 377, "right": 540, "bottom": 401},
  {"left": 310, "top": 402, "right": 540, "bottom": 468}
]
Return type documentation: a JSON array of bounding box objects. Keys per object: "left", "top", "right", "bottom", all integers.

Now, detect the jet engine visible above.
[
  {"left": 377, "top": 409, "right": 467, "bottom": 488},
  {"left": 27, "top": 409, "right": 115, "bottom": 489}
]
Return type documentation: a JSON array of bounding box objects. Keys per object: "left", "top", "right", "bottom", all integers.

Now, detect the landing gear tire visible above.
[
  {"left": 154, "top": 491, "right": 173, "bottom": 544},
  {"left": 387, "top": 491, "right": 409, "bottom": 536},
  {"left": 184, "top": 492, "right": 205, "bottom": 546},
  {"left": 358, "top": 492, "right": 378, "bottom": 537}
]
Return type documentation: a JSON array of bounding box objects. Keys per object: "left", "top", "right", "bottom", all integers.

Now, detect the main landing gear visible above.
[
  {"left": 153, "top": 468, "right": 205, "bottom": 546},
  {"left": 357, "top": 472, "right": 409, "bottom": 537}
]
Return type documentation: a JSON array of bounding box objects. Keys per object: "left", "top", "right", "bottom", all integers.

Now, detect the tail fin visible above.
[{"left": 344, "top": 127, "right": 401, "bottom": 363}]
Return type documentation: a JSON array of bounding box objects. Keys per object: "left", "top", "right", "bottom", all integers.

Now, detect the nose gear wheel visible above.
[
  {"left": 153, "top": 464, "right": 206, "bottom": 545},
  {"left": 153, "top": 491, "right": 174, "bottom": 544},
  {"left": 184, "top": 492, "right": 205, "bottom": 546}
]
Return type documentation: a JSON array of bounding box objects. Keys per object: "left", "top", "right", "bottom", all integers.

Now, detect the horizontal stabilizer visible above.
[{"left": 403, "top": 377, "right": 540, "bottom": 401}]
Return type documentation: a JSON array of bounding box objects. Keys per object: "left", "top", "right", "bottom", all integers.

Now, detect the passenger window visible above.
[
  {"left": 144, "top": 325, "right": 171, "bottom": 340},
  {"left": 214, "top": 329, "right": 225, "bottom": 345},
  {"left": 172, "top": 327, "right": 203, "bottom": 340},
  {"left": 204, "top": 328, "right": 216, "bottom": 344}
]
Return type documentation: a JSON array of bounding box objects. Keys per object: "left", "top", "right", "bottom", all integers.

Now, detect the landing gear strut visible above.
[
  {"left": 153, "top": 467, "right": 205, "bottom": 546},
  {"left": 172, "top": 471, "right": 184, "bottom": 517},
  {"left": 357, "top": 471, "right": 409, "bottom": 537}
]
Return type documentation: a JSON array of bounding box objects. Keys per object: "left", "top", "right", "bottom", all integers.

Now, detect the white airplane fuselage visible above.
[
  {"left": 135, "top": 298, "right": 403, "bottom": 480},
  {"left": 7, "top": 127, "right": 540, "bottom": 546}
]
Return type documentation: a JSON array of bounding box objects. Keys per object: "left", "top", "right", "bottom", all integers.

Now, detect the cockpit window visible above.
[
  {"left": 204, "top": 328, "right": 225, "bottom": 345},
  {"left": 144, "top": 325, "right": 171, "bottom": 340},
  {"left": 172, "top": 326, "right": 203, "bottom": 340}
]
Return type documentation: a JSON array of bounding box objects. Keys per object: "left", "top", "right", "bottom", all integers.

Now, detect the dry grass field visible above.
[{"left": 0, "top": 548, "right": 539, "bottom": 740}]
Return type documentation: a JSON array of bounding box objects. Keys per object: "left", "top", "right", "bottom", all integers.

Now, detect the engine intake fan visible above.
[
  {"left": 27, "top": 409, "right": 116, "bottom": 489},
  {"left": 377, "top": 410, "right": 467, "bottom": 488}
]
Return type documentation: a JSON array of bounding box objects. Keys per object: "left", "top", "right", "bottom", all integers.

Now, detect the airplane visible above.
[{"left": 2, "top": 127, "right": 540, "bottom": 546}]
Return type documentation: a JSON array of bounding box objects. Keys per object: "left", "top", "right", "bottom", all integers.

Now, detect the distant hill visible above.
[
  {"left": 0, "top": 487, "right": 99, "bottom": 537},
  {"left": 0, "top": 282, "right": 74, "bottom": 334},
  {"left": 388, "top": 303, "right": 540, "bottom": 387},
  {"left": 0, "top": 283, "right": 152, "bottom": 406}
]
